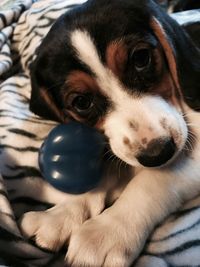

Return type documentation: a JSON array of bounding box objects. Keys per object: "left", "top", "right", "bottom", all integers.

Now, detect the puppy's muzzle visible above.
[{"left": 136, "top": 138, "right": 176, "bottom": 167}]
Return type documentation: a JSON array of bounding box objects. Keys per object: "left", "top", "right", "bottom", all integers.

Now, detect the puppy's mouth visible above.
[{"left": 136, "top": 137, "right": 177, "bottom": 167}]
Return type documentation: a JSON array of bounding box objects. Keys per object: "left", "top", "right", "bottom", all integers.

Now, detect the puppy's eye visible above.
[
  {"left": 130, "top": 48, "right": 151, "bottom": 70},
  {"left": 69, "top": 93, "right": 94, "bottom": 114}
]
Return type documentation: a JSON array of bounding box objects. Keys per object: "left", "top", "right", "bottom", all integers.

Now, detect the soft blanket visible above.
[{"left": 0, "top": 1, "right": 200, "bottom": 266}]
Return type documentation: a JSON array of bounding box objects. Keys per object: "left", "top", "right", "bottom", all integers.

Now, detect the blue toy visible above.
[{"left": 39, "top": 122, "right": 106, "bottom": 194}]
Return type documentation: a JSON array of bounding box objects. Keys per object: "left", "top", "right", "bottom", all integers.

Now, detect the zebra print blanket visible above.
[{"left": 0, "top": 1, "right": 200, "bottom": 266}]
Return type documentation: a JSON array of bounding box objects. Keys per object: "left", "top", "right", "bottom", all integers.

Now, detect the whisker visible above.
[
  {"left": 187, "top": 123, "right": 200, "bottom": 129},
  {"left": 183, "top": 144, "right": 192, "bottom": 152},
  {"left": 188, "top": 131, "right": 197, "bottom": 143},
  {"left": 182, "top": 111, "right": 196, "bottom": 117}
]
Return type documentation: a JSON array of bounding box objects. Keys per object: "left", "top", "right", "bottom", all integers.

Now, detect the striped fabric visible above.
[
  {"left": 0, "top": 0, "right": 33, "bottom": 77},
  {"left": 0, "top": 1, "right": 200, "bottom": 266}
]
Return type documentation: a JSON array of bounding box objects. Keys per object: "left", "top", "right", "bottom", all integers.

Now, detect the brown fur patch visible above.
[
  {"left": 150, "top": 18, "right": 180, "bottom": 90},
  {"left": 153, "top": 46, "right": 164, "bottom": 75},
  {"left": 106, "top": 41, "right": 127, "bottom": 78},
  {"left": 150, "top": 44, "right": 183, "bottom": 109},
  {"left": 152, "top": 72, "right": 175, "bottom": 100},
  {"left": 123, "top": 137, "right": 139, "bottom": 152},
  {"left": 129, "top": 121, "right": 139, "bottom": 131},
  {"left": 65, "top": 71, "right": 99, "bottom": 94},
  {"left": 64, "top": 71, "right": 108, "bottom": 126},
  {"left": 160, "top": 117, "right": 167, "bottom": 130},
  {"left": 123, "top": 137, "right": 134, "bottom": 151},
  {"left": 152, "top": 71, "right": 184, "bottom": 111},
  {"left": 95, "top": 117, "right": 106, "bottom": 130},
  {"left": 141, "top": 137, "right": 148, "bottom": 145},
  {"left": 40, "top": 88, "right": 65, "bottom": 122},
  {"left": 150, "top": 18, "right": 184, "bottom": 108},
  {"left": 123, "top": 137, "right": 131, "bottom": 145}
]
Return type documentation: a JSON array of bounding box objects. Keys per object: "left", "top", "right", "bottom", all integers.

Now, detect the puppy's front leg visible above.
[
  {"left": 67, "top": 158, "right": 200, "bottom": 267},
  {"left": 20, "top": 191, "right": 105, "bottom": 251},
  {"left": 19, "top": 161, "right": 132, "bottom": 252}
]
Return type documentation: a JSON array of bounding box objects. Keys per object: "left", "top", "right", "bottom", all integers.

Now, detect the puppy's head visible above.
[{"left": 30, "top": 0, "right": 200, "bottom": 168}]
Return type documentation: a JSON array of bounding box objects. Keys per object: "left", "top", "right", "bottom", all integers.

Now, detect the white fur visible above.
[
  {"left": 71, "top": 29, "right": 188, "bottom": 167},
  {"left": 66, "top": 106, "right": 200, "bottom": 267},
  {"left": 104, "top": 95, "right": 188, "bottom": 166},
  {"left": 71, "top": 30, "right": 128, "bottom": 101},
  {"left": 20, "top": 31, "right": 200, "bottom": 267}
]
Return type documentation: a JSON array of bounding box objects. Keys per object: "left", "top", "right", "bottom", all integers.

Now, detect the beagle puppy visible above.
[{"left": 20, "top": 0, "right": 200, "bottom": 266}]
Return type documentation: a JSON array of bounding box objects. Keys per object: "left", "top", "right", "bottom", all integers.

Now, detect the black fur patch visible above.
[{"left": 30, "top": 0, "right": 200, "bottom": 122}]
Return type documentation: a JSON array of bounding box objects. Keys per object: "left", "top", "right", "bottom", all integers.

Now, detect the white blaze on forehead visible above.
[{"left": 70, "top": 29, "right": 127, "bottom": 102}]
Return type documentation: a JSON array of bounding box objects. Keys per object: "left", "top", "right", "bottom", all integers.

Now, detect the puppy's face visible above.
[
  {"left": 68, "top": 30, "right": 187, "bottom": 168},
  {"left": 31, "top": 0, "right": 193, "bottom": 168}
]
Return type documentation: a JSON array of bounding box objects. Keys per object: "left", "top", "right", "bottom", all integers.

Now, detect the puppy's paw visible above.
[
  {"left": 66, "top": 215, "right": 135, "bottom": 267},
  {"left": 19, "top": 201, "right": 89, "bottom": 252}
]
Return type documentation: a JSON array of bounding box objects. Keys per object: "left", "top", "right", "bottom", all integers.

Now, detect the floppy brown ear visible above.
[
  {"left": 149, "top": 0, "right": 200, "bottom": 110},
  {"left": 30, "top": 61, "right": 65, "bottom": 122},
  {"left": 150, "top": 17, "right": 180, "bottom": 93}
]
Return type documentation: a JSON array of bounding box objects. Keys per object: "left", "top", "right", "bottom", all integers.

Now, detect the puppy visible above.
[{"left": 20, "top": 0, "right": 200, "bottom": 266}]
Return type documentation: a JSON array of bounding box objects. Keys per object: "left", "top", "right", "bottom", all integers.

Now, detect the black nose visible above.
[{"left": 136, "top": 138, "right": 176, "bottom": 167}]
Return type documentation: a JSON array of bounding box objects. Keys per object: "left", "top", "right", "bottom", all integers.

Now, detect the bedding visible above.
[{"left": 0, "top": 1, "right": 200, "bottom": 266}]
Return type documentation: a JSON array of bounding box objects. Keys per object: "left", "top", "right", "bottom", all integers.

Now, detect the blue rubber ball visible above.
[{"left": 39, "top": 122, "right": 106, "bottom": 194}]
